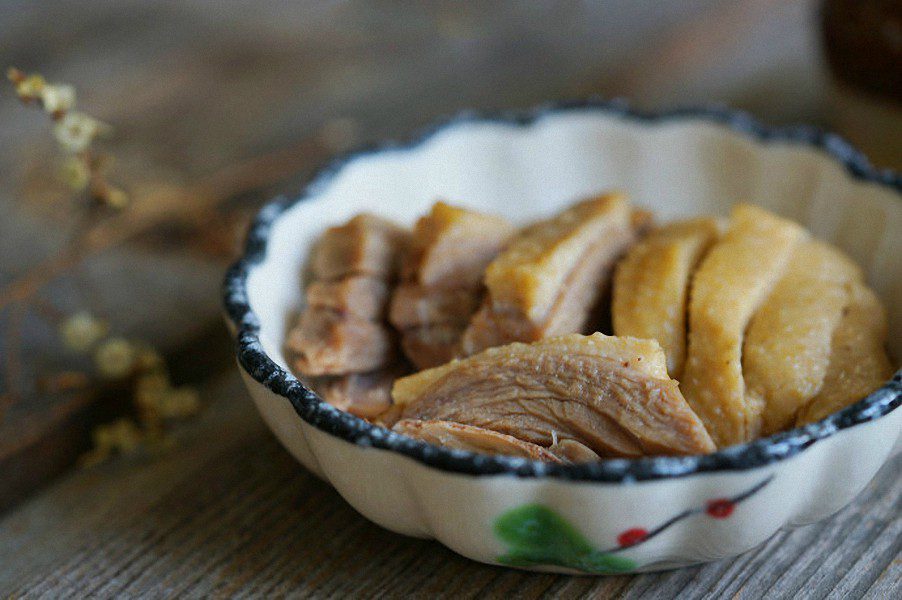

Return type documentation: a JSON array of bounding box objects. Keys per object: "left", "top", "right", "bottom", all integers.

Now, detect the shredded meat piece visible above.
[
  {"left": 393, "top": 419, "right": 563, "bottom": 462},
  {"left": 744, "top": 240, "right": 864, "bottom": 434},
  {"left": 394, "top": 333, "right": 715, "bottom": 458},
  {"left": 390, "top": 202, "right": 513, "bottom": 368},
  {"left": 680, "top": 204, "right": 807, "bottom": 447},
  {"left": 796, "top": 282, "right": 894, "bottom": 426},
  {"left": 460, "top": 194, "right": 638, "bottom": 354},
  {"left": 613, "top": 217, "right": 722, "bottom": 377}
]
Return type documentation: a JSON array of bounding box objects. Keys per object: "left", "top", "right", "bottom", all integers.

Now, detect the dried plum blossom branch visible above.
[
  {"left": 8, "top": 67, "right": 128, "bottom": 208},
  {"left": 4, "top": 66, "right": 340, "bottom": 465}
]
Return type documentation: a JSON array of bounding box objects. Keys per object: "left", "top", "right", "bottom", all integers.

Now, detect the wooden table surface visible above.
[
  {"left": 1, "top": 371, "right": 899, "bottom": 598},
  {"left": 3, "top": 2, "right": 899, "bottom": 598}
]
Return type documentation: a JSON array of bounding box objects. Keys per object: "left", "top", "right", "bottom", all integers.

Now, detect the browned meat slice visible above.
[
  {"left": 313, "top": 370, "right": 398, "bottom": 420},
  {"left": 796, "top": 282, "right": 895, "bottom": 426},
  {"left": 460, "top": 194, "right": 637, "bottom": 355},
  {"left": 612, "top": 217, "right": 722, "bottom": 378},
  {"left": 401, "top": 202, "right": 515, "bottom": 287},
  {"left": 743, "top": 240, "right": 864, "bottom": 434},
  {"left": 306, "top": 276, "right": 390, "bottom": 320},
  {"left": 394, "top": 333, "right": 715, "bottom": 458},
  {"left": 548, "top": 438, "right": 601, "bottom": 463},
  {"left": 393, "top": 419, "right": 563, "bottom": 462},
  {"left": 399, "top": 325, "right": 466, "bottom": 371},
  {"left": 286, "top": 308, "right": 395, "bottom": 376},
  {"left": 680, "top": 204, "right": 807, "bottom": 447},
  {"left": 287, "top": 213, "right": 409, "bottom": 378},
  {"left": 390, "top": 202, "right": 514, "bottom": 369},
  {"left": 310, "top": 214, "right": 408, "bottom": 281},
  {"left": 389, "top": 285, "right": 480, "bottom": 329}
]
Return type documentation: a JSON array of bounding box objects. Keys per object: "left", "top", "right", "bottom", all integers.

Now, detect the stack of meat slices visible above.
[
  {"left": 286, "top": 197, "right": 894, "bottom": 461},
  {"left": 613, "top": 204, "right": 894, "bottom": 448},
  {"left": 389, "top": 202, "right": 515, "bottom": 369},
  {"left": 285, "top": 214, "right": 409, "bottom": 420}
]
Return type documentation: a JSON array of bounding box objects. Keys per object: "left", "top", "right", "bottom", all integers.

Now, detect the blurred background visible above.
[{"left": 0, "top": 0, "right": 899, "bottom": 514}]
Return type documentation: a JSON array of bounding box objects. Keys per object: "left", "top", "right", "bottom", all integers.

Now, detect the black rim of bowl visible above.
[{"left": 223, "top": 98, "right": 902, "bottom": 482}]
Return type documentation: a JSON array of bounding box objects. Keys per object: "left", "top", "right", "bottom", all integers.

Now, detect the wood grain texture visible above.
[
  {"left": 0, "top": 372, "right": 898, "bottom": 599},
  {"left": 0, "top": 0, "right": 826, "bottom": 512}
]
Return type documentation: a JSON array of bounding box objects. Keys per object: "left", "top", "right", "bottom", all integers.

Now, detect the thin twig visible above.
[
  {"left": 0, "top": 303, "right": 27, "bottom": 421},
  {"left": 0, "top": 135, "right": 325, "bottom": 311}
]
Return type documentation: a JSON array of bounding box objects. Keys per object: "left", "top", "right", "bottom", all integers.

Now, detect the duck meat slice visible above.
[
  {"left": 306, "top": 276, "right": 390, "bottom": 320},
  {"left": 613, "top": 217, "right": 722, "bottom": 378},
  {"left": 680, "top": 204, "right": 807, "bottom": 447},
  {"left": 287, "top": 308, "right": 395, "bottom": 376},
  {"left": 460, "top": 193, "right": 637, "bottom": 355},
  {"left": 312, "top": 369, "right": 399, "bottom": 420},
  {"left": 394, "top": 333, "right": 715, "bottom": 458},
  {"left": 744, "top": 240, "right": 864, "bottom": 434},
  {"left": 310, "top": 213, "right": 409, "bottom": 281},
  {"left": 389, "top": 285, "right": 480, "bottom": 329},
  {"left": 393, "top": 419, "right": 563, "bottom": 462},
  {"left": 400, "top": 201, "right": 515, "bottom": 288},
  {"left": 287, "top": 213, "right": 409, "bottom": 378},
  {"left": 399, "top": 324, "right": 467, "bottom": 371},
  {"left": 796, "top": 281, "right": 894, "bottom": 427},
  {"left": 390, "top": 202, "right": 514, "bottom": 368}
]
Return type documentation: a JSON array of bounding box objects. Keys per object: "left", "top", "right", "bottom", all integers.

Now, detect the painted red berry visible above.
[
  {"left": 705, "top": 498, "right": 735, "bottom": 518},
  {"left": 617, "top": 527, "right": 649, "bottom": 547}
]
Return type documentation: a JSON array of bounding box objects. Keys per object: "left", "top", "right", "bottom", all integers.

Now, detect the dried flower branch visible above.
[
  {"left": 7, "top": 66, "right": 127, "bottom": 207},
  {"left": 5, "top": 67, "right": 335, "bottom": 467}
]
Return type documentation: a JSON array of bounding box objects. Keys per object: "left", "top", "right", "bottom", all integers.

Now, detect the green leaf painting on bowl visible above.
[{"left": 493, "top": 504, "right": 637, "bottom": 574}]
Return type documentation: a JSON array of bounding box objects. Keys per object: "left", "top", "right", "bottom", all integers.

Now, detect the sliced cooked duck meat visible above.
[
  {"left": 390, "top": 202, "right": 514, "bottom": 369},
  {"left": 796, "top": 282, "right": 894, "bottom": 426},
  {"left": 613, "top": 217, "right": 722, "bottom": 378},
  {"left": 313, "top": 369, "right": 398, "bottom": 420},
  {"left": 680, "top": 204, "right": 807, "bottom": 447},
  {"left": 394, "top": 333, "right": 715, "bottom": 458},
  {"left": 306, "top": 276, "right": 390, "bottom": 320},
  {"left": 399, "top": 324, "right": 466, "bottom": 371},
  {"left": 744, "top": 240, "right": 864, "bottom": 434},
  {"left": 389, "top": 285, "right": 480, "bottom": 329},
  {"left": 461, "top": 194, "right": 637, "bottom": 354},
  {"left": 287, "top": 213, "right": 408, "bottom": 378},
  {"left": 401, "top": 201, "right": 515, "bottom": 287},
  {"left": 310, "top": 214, "right": 409, "bottom": 281},
  {"left": 393, "top": 419, "right": 563, "bottom": 462},
  {"left": 548, "top": 438, "right": 601, "bottom": 463},
  {"left": 287, "top": 308, "right": 395, "bottom": 376}
]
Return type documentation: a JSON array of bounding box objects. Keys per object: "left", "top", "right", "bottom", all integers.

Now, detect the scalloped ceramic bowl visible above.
[{"left": 223, "top": 102, "right": 901, "bottom": 574}]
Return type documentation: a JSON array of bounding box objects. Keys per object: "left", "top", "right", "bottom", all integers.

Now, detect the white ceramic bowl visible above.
[{"left": 223, "top": 101, "right": 901, "bottom": 573}]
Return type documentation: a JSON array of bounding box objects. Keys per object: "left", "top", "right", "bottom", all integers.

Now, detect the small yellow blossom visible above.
[
  {"left": 135, "top": 347, "right": 165, "bottom": 372},
  {"left": 41, "top": 83, "right": 75, "bottom": 116},
  {"left": 94, "top": 337, "right": 137, "bottom": 379},
  {"left": 53, "top": 111, "right": 111, "bottom": 154},
  {"left": 100, "top": 184, "right": 129, "bottom": 209},
  {"left": 158, "top": 387, "right": 201, "bottom": 419},
  {"left": 59, "top": 155, "right": 90, "bottom": 191},
  {"left": 8, "top": 67, "right": 45, "bottom": 102},
  {"left": 60, "top": 311, "right": 108, "bottom": 352}
]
